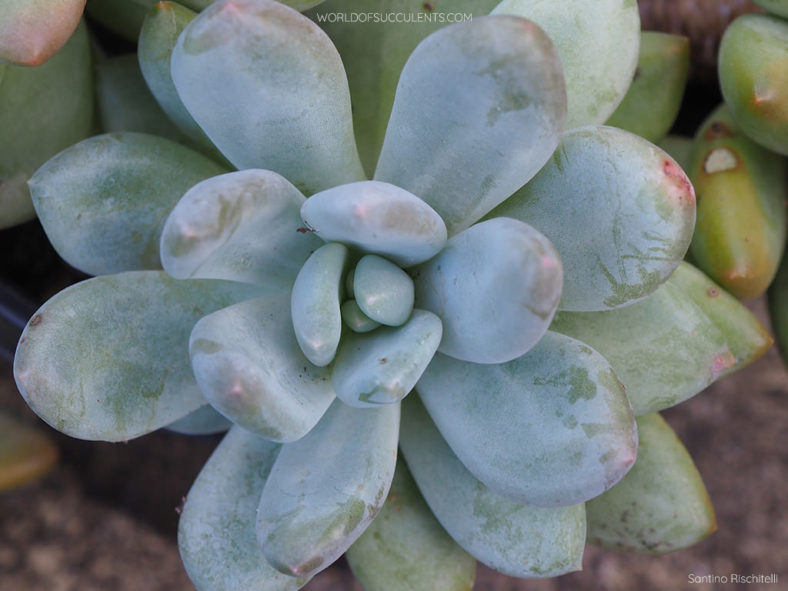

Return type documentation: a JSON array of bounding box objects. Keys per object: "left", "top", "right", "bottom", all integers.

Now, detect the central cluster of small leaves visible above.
[{"left": 290, "top": 180, "right": 448, "bottom": 408}]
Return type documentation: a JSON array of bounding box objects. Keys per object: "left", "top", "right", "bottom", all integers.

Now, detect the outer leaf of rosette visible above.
[
  {"left": 550, "top": 280, "right": 735, "bottom": 416},
  {"left": 307, "top": 0, "right": 500, "bottom": 175},
  {"left": 138, "top": 1, "right": 228, "bottom": 162},
  {"left": 166, "top": 404, "right": 232, "bottom": 435},
  {"left": 171, "top": 0, "right": 365, "bottom": 195},
  {"left": 374, "top": 14, "right": 566, "bottom": 236},
  {"left": 301, "top": 181, "right": 447, "bottom": 267},
  {"left": 332, "top": 309, "right": 442, "bottom": 407},
  {"left": 605, "top": 32, "right": 689, "bottom": 144},
  {"left": 95, "top": 53, "right": 183, "bottom": 141},
  {"left": 179, "top": 426, "right": 309, "bottom": 591},
  {"left": 291, "top": 243, "right": 348, "bottom": 367},
  {"left": 13, "top": 271, "right": 261, "bottom": 442},
  {"left": 29, "top": 132, "right": 228, "bottom": 276},
  {"left": 0, "top": 20, "right": 92, "bottom": 230},
  {"left": 491, "top": 126, "right": 696, "bottom": 312},
  {"left": 257, "top": 400, "right": 399, "bottom": 578},
  {"left": 669, "top": 262, "right": 771, "bottom": 375},
  {"left": 492, "top": 0, "right": 640, "bottom": 129},
  {"left": 412, "top": 217, "right": 562, "bottom": 364},
  {"left": 400, "top": 395, "right": 586, "bottom": 578},
  {"left": 586, "top": 413, "right": 716, "bottom": 553},
  {"left": 346, "top": 457, "right": 476, "bottom": 591},
  {"left": 417, "top": 332, "right": 636, "bottom": 508},
  {"left": 189, "top": 289, "right": 336, "bottom": 443},
  {"left": 161, "top": 169, "right": 322, "bottom": 286},
  {"left": 0, "top": 0, "right": 85, "bottom": 66}
]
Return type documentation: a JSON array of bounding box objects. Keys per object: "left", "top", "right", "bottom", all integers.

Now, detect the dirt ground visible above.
[{"left": 1, "top": 297, "right": 786, "bottom": 591}]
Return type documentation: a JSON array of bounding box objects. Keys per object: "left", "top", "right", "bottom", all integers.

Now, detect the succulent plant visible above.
[
  {"left": 685, "top": 104, "right": 787, "bottom": 300},
  {"left": 0, "top": 19, "right": 93, "bottom": 230},
  {"left": 0, "top": 0, "right": 86, "bottom": 66},
  {"left": 11, "top": 0, "right": 772, "bottom": 588},
  {"left": 718, "top": 12, "right": 788, "bottom": 155}
]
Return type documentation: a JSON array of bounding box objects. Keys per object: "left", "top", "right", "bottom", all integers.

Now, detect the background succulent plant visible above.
[{"left": 9, "top": 0, "right": 773, "bottom": 589}]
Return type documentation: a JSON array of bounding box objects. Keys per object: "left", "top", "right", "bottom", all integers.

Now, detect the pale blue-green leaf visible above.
[
  {"left": 340, "top": 300, "right": 380, "bottom": 333},
  {"left": 586, "top": 413, "right": 716, "bottom": 553},
  {"left": 257, "top": 400, "right": 399, "bottom": 578},
  {"left": 418, "top": 332, "right": 635, "bottom": 507},
  {"left": 551, "top": 281, "right": 734, "bottom": 416},
  {"left": 160, "top": 169, "right": 322, "bottom": 285},
  {"left": 346, "top": 457, "right": 476, "bottom": 591},
  {"left": 14, "top": 271, "right": 261, "bottom": 441},
  {"left": 374, "top": 15, "right": 566, "bottom": 235},
  {"left": 189, "top": 290, "right": 335, "bottom": 442},
  {"left": 400, "top": 395, "right": 585, "bottom": 577},
  {"left": 307, "top": 0, "right": 500, "bottom": 175},
  {"left": 171, "top": 0, "right": 365, "bottom": 195},
  {"left": 492, "top": 126, "right": 696, "bottom": 311},
  {"left": 95, "top": 54, "right": 183, "bottom": 141},
  {"left": 291, "top": 243, "right": 348, "bottom": 366},
  {"left": 138, "top": 1, "right": 227, "bottom": 161},
  {"left": 301, "top": 181, "right": 446, "bottom": 266},
  {"left": 0, "top": 20, "right": 92, "bottom": 229},
  {"left": 165, "top": 404, "right": 232, "bottom": 435},
  {"left": 179, "top": 426, "right": 309, "bottom": 591},
  {"left": 413, "top": 217, "right": 562, "bottom": 364},
  {"left": 492, "top": 0, "right": 640, "bottom": 128},
  {"left": 332, "top": 309, "right": 442, "bottom": 408},
  {"left": 354, "top": 255, "right": 414, "bottom": 327},
  {"left": 29, "top": 132, "right": 228, "bottom": 276}
]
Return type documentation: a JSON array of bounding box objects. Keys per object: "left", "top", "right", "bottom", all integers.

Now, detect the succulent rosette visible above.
[{"left": 12, "top": 0, "right": 771, "bottom": 589}]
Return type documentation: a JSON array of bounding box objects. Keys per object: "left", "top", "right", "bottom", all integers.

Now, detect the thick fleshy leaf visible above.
[
  {"left": 257, "top": 400, "right": 399, "bottom": 578},
  {"left": 752, "top": 0, "right": 788, "bottom": 17},
  {"left": 346, "top": 457, "right": 476, "bottom": 591},
  {"left": 14, "top": 271, "right": 260, "bottom": 441},
  {"left": 606, "top": 32, "right": 689, "bottom": 144},
  {"left": 332, "top": 309, "right": 442, "bottom": 407},
  {"left": 719, "top": 14, "right": 788, "bottom": 156},
  {"left": 29, "top": 132, "right": 227, "bottom": 276},
  {"left": 301, "top": 181, "right": 447, "bottom": 266},
  {"left": 551, "top": 281, "right": 734, "bottom": 416},
  {"left": 138, "top": 3, "right": 204, "bottom": 136},
  {"left": 0, "top": 0, "right": 86, "bottom": 66},
  {"left": 291, "top": 243, "right": 349, "bottom": 366},
  {"left": 161, "top": 169, "right": 321, "bottom": 285},
  {"left": 189, "top": 291, "right": 335, "bottom": 442},
  {"left": 374, "top": 14, "right": 566, "bottom": 235},
  {"left": 179, "top": 426, "right": 309, "bottom": 591},
  {"left": 0, "top": 411, "right": 58, "bottom": 492},
  {"left": 418, "top": 332, "right": 635, "bottom": 507},
  {"left": 341, "top": 300, "right": 380, "bottom": 333},
  {"left": 492, "top": 0, "right": 639, "bottom": 129},
  {"left": 95, "top": 54, "right": 182, "bottom": 140},
  {"left": 586, "top": 413, "right": 716, "bottom": 553},
  {"left": 0, "top": 20, "right": 92, "bottom": 230},
  {"left": 138, "top": 1, "right": 228, "bottom": 162},
  {"left": 166, "top": 404, "right": 232, "bottom": 435},
  {"left": 687, "top": 105, "right": 787, "bottom": 300},
  {"left": 308, "top": 0, "right": 499, "bottom": 174},
  {"left": 400, "top": 395, "right": 586, "bottom": 578},
  {"left": 413, "top": 218, "right": 562, "bottom": 364},
  {"left": 669, "top": 262, "right": 771, "bottom": 375},
  {"left": 354, "top": 255, "right": 414, "bottom": 327},
  {"left": 492, "top": 126, "right": 696, "bottom": 311},
  {"left": 171, "top": 0, "right": 365, "bottom": 195}
]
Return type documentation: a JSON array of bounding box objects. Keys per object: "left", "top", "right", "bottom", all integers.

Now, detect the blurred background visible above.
[{"left": 1, "top": 0, "right": 786, "bottom": 589}]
